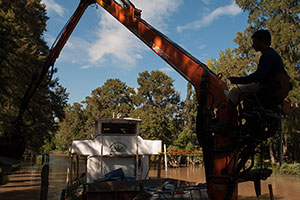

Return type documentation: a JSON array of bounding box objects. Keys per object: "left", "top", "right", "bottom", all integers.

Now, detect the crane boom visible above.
[
  {"left": 96, "top": 0, "right": 228, "bottom": 108},
  {"left": 47, "top": 0, "right": 228, "bottom": 108}
]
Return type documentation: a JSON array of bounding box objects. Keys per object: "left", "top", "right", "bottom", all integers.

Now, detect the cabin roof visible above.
[{"left": 98, "top": 118, "right": 142, "bottom": 123}]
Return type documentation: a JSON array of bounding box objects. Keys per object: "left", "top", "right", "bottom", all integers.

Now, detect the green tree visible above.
[
  {"left": 132, "top": 70, "right": 181, "bottom": 145},
  {"left": 206, "top": 48, "right": 253, "bottom": 88},
  {"left": 55, "top": 103, "right": 87, "bottom": 152},
  {"left": 171, "top": 83, "right": 198, "bottom": 151},
  {"left": 0, "top": 0, "right": 68, "bottom": 152},
  {"left": 83, "top": 78, "right": 136, "bottom": 133}
]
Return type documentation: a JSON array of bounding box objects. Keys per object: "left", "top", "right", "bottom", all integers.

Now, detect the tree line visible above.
[
  {"left": 52, "top": 72, "right": 199, "bottom": 153},
  {"left": 0, "top": 0, "right": 299, "bottom": 164}
]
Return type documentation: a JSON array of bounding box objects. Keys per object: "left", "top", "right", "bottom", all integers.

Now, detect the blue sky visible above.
[{"left": 41, "top": 0, "right": 249, "bottom": 104}]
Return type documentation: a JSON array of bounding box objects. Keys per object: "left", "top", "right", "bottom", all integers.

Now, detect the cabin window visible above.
[{"left": 102, "top": 123, "right": 136, "bottom": 134}]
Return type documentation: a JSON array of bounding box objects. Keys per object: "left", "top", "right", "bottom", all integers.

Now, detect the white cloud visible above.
[
  {"left": 80, "top": 65, "right": 90, "bottom": 69},
  {"left": 43, "top": 34, "right": 91, "bottom": 66},
  {"left": 198, "top": 44, "right": 206, "bottom": 50},
  {"left": 42, "top": 0, "right": 65, "bottom": 17},
  {"left": 177, "top": 1, "right": 242, "bottom": 32},
  {"left": 201, "top": 0, "right": 211, "bottom": 5},
  {"left": 43, "top": 33, "right": 55, "bottom": 46},
  {"left": 88, "top": 14, "right": 141, "bottom": 68},
  {"left": 135, "top": 54, "right": 143, "bottom": 59},
  {"left": 86, "top": 0, "right": 183, "bottom": 69},
  {"left": 43, "top": 34, "right": 92, "bottom": 68},
  {"left": 46, "top": 0, "right": 182, "bottom": 70},
  {"left": 133, "top": 0, "right": 183, "bottom": 31},
  {"left": 56, "top": 36, "right": 91, "bottom": 65},
  {"left": 160, "top": 67, "right": 172, "bottom": 73},
  {"left": 199, "top": 53, "right": 209, "bottom": 61}
]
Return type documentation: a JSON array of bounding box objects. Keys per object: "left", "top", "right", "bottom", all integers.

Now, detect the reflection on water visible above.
[
  {"left": 1, "top": 154, "right": 300, "bottom": 200},
  {"left": 149, "top": 166, "right": 206, "bottom": 184},
  {"left": 153, "top": 166, "right": 300, "bottom": 200},
  {"left": 47, "top": 154, "right": 70, "bottom": 200},
  {"left": 238, "top": 174, "right": 300, "bottom": 200},
  {"left": 0, "top": 162, "right": 42, "bottom": 200}
]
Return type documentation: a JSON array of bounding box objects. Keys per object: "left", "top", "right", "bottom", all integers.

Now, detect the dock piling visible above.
[
  {"left": 268, "top": 184, "right": 274, "bottom": 200},
  {"left": 39, "top": 164, "right": 49, "bottom": 200}
]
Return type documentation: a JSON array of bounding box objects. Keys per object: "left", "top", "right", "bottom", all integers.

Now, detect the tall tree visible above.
[
  {"left": 132, "top": 70, "right": 181, "bottom": 145},
  {"left": 55, "top": 103, "right": 87, "bottom": 152},
  {"left": 83, "top": 78, "right": 136, "bottom": 132},
  {"left": 171, "top": 83, "right": 198, "bottom": 150},
  {"left": 206, "top": 48, "right": 251, "bottom": 89},
  {"left": 0, "top": 0, "right": 68, "bottom": 152}
]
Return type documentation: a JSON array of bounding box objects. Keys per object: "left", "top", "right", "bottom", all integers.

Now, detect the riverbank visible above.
[{"left": 272, "top": 162, "right": 300, "bottom": 177}]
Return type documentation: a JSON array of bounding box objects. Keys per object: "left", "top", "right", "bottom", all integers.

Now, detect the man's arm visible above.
[{"left": 229, "top": 52, "right": 275, "bottom": 84}]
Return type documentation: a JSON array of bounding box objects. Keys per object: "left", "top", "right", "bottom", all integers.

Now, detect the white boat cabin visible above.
[{"left": 69, "top": 118, "right": 162, "bottom": 183}]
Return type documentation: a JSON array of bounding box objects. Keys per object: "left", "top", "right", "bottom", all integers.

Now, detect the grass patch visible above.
[{"left": 271, "top": 162, "right": 300, "bottom": 177}]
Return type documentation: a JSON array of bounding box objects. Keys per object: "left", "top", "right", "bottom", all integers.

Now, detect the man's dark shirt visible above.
[{"left": 235, "top": 48, "right": 285, "bottom": 85}]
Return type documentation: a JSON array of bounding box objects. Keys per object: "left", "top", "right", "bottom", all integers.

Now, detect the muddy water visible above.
[
  {"left": 156, "top": 167, "right": 300, "bottom": 200},
  {"left": 149, "top": 166, "right": 207, "bottom": 183},
  {"left": 1, "top": 154, "right": 300, "bottom": 200},
  {"left": 238, "top": 175, "right": 300, "bottom": 200},
  {"left": 47, "top": 154, "right": 71, "bottom": 200},
  {"left": 0, "top": 162, "right": 41, "bottom": 200},
  {"left": 0, "top": 155, "right": 71, "bottom": 200}
]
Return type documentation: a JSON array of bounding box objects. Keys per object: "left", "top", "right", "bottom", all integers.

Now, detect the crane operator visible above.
[{"left": 226, "top": 29, "right": 289, "bottom": 123}]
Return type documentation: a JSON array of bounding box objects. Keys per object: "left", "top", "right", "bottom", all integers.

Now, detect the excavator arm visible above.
[
  {"left": 97, "top": 0, "right": 228, "bottom": 108},
  {"left": 42, "top": 0, "right": 228, "bottom": 108}
]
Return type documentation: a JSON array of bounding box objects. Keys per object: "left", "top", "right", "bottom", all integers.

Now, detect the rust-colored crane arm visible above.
[
  {"left": 48, "top": 0, "right": 228, "bottom": 108},
  {"left": 48, "top": 0, "right": 91, "bottom": 67},
  {"left": 95, "top": 0, "right": 228, "bottom": 107}
]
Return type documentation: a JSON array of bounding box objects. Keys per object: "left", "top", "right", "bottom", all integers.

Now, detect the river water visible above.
[{"left": 1, "top": 154, "right": 300, "bottom": 200}]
